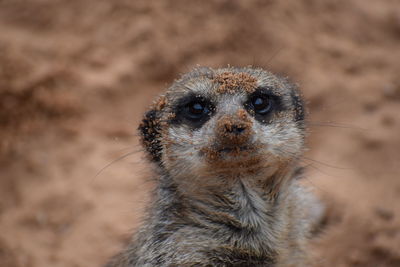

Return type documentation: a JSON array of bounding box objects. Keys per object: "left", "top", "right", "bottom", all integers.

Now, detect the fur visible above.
[{"left": 107, "top": 67, "right": 323, "bottom": 267}]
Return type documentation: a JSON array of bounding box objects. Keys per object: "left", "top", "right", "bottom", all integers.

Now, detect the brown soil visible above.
[{"left": 1, "top": 0, "right": 399, "bottom": 266}]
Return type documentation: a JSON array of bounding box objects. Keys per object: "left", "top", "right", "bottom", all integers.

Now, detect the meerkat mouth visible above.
[
  {"left": 200, "top": 144, "right": 257, "bottom": 161},
  {"left": 218, "top": 146, "right": 250, "bottom": 153}
]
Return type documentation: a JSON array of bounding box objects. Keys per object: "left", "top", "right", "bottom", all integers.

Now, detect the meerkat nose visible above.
[
  {"left": 216, "top": 114, "right": 253, "bottom": 145},
  {"left": 225, "top": 124, "right": 246, "bottom": 135}
]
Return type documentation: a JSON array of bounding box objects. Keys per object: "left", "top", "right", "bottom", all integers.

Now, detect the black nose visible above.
[{"left": 225, "top": 124, "right": 246, "bottom": 135}]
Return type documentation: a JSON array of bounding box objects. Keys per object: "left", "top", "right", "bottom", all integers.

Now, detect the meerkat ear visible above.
[
  {"left": 286, "top": 81, "right": 305, "bottom": 123},
  {"left": 279, "top": 78, "right": 305, "bottom": 123},
  {"left": 138, "top": 109, "right": 163, "bottom": 163},
  {"left": 291, "top": 89, "right": 305, "bottom": 122}
]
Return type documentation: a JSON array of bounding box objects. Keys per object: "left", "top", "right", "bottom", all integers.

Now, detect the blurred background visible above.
[{"left": 0, "top": 0, "right": 399, "bottom": 266}]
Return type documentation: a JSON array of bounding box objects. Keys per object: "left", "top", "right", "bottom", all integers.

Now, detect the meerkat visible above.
[{"left": 106, "top": 66, "right": 324, "bottom": 267}]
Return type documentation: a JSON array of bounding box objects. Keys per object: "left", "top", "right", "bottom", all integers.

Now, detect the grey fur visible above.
[{"left": 107, "top": 67, "right": 323, "bottom": 267}]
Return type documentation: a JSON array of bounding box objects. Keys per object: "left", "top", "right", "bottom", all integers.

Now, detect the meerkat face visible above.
[{"left": 139, "top": 67, "right": 305, "bottom": 181}]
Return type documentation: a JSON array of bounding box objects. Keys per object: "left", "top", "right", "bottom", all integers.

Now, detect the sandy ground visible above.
[{"left": 1, "top": 0, "right": 400, "bottom": 266}]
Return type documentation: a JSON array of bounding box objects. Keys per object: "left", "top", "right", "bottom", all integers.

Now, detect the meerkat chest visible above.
[
  {"left": 235, "top": 186, "right": 268, "bottom": 228},
  {"left": 228, "top": 181, "right": 279, "bottom": 253}
]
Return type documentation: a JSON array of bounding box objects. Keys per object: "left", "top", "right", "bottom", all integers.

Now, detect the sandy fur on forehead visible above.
[{"left": 213, "top": 71, "right": 258, "bottom": 94}]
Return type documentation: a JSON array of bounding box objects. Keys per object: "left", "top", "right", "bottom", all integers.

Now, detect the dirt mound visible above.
[{"left": 0, "top": 0, "right": 399, "bottom": 266}]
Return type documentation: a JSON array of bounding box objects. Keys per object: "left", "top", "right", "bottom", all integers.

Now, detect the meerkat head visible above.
[{"left": 139, "top": 67, "right": 305, "bottom": 188}]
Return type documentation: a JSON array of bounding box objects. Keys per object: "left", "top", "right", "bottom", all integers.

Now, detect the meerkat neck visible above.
[
  {"left": 157, "top": 170, "right": 292, "bottom": 219},
  {"left": 154, "top": 172, "right": 293, "bottom": 254}
]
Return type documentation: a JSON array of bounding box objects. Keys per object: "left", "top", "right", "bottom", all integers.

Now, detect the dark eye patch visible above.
[
  {"left": 244, "top": 87, "right": 284, "bottom": 124},
  {"left": 172, "top": 93, "right": 215, "bottom": 128}
]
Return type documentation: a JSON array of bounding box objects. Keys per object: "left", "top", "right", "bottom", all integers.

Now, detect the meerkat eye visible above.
[
  {"left": 185, "top": 101, "right": 210, "bottom": 120},
  {"left": 249, "top": 94, "right": 272, "bottom": 115},
  {"left": 252, "top": 96, "right": 270, "bottom": 114},
  {"left": 173, "top": 95, "right": 215, "bottom": 128},
  {"left": 189, "top": 102, "right": 206, "bottom": 115}
]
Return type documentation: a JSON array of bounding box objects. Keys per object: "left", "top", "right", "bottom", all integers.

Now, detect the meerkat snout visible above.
[
  {"left": 215, "top": 112, "right": 253, "bottom": 145},
  {"left": 225, "top": 124, "right": 246, "bottom": 135},
  {"left": 220, "top": 116, "right": 248, "bottom": 136}
]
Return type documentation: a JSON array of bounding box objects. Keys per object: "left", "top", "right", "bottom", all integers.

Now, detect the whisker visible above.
[
  {"left": 91, "top": 149, "right": 143, "bottom": 182},
  {"left": 112, "top": 143, "right": 143, "bottom": 154},
  {"left": 265, "top": 46, "right": 284, "bottom": 68},
  {"left": 251, "top": 55, "right": 258, "bottom": 68},
  {"left": 300, "top": 174, "right": 332, "bottom": 195},
  {"left": 273, "top": 148, "right": 348, "bottom": 173},
  {"left": 307, "top": 120, "right": 366, "bottom": 131},
  {"left": 302, "top": 156, "right": 349, "bottom": 170},
  {"left": 299, "top": 162, "right": 340, "bottom": 178}
]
